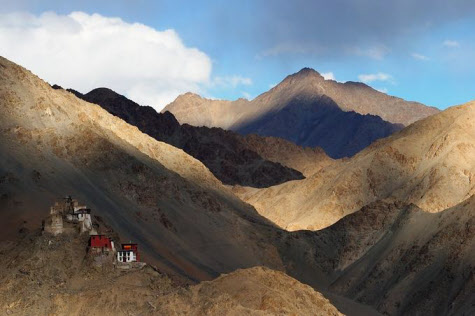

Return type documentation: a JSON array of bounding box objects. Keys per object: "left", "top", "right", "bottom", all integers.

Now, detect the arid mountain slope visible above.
[
  {"left": 65, "top": 87, "right": 303, "bottom": 188},
  {"left": 160, "top": 266, "right": 343, "bottom": 316},
  {"left": 0, "top": 228, "right": 343, "bottom": 316},
  {"left": 0, "top": 56, "right": 289, "bottom": 281},
  {"left": 237, "top": 99, "right": 475, "bottom": 230},
  {"left": 164, "top": 68, "right": 438, "bottom": 158},
  {"left": 279, "top": 199, "right": 475, "bottom": 316},
  {"left": 240, "top": 134, "right": 333, "bottom": 177}
]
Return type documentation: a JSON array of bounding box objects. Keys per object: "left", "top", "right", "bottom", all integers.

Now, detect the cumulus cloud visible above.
[
  {"left": 411, "top": 53, "right": 429, "bottom": 61},
  {"left": 443, "top": 40, "right": 460, "bottom": 47},
  {"left": 321, "top": 72, "right": 335, "bottom": 81},
  {"left": 358, "top": 72, "right": 392, "bottom": 83},
  {"left": 0, "top": 11, "right": 212, "bottom": 111}
]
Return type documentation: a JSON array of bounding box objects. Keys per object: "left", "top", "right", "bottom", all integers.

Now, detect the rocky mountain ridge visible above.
[
  {"left": 164, "top": 68, "right": 438, "bottom": 158},
  {"left": 66, "top": 86, "right": 304, "bottom": 188}
]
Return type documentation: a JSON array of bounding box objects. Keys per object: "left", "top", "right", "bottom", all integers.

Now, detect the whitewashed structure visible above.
[{"left": 117, "top": 250, "right": 136, "bottom": 263}]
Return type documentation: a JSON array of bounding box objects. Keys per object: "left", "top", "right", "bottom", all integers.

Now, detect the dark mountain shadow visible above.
[{"left": 70, "top": 87, "right": 304, "bottom": 187}]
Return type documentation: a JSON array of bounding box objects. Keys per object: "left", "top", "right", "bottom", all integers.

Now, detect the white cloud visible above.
[
  {"left": 321, "top": 72, "right": 335, "bottom": 81},
  {"left": 358, "top": 72, "right": 392, "bottom": 83},
  {"left": 211, "top": 75, "right": 252, "bottom": 88},
  {"left": 411, "top": 53, "right": 429, "bottom": 61},
  {"left": 443, "top": 40, "right": 460, "bottom": 48},
  {"left": 0, "top": 11, "right": 212, "bottom": 111},
  {"left": 375, "top": 87, "right": 388, "bottom": 93}
]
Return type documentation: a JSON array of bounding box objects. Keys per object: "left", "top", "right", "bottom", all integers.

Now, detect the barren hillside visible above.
[
  {"left": 237, "top": 99, "right": 475, "bottom": 230},
  {"left": 0, "top": 56, "right": 286, "bottom": 281},
  {"left": 279, "top": 199, "right": 475, "bottom": 316},
  {"left": 0, "top": 227, "right": 342, "bottom": 316}
]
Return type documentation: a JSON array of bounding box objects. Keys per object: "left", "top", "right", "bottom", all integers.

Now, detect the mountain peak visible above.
[
  {"left": 170, "top": 92, "right": 207, "bottom": 104},
  {"left": 292, "top": 67, "right": 323, "bottom": 79},
  {"left": 86, "top": 87, "right": 123, "bottom": 99},
  {"left": 277, "top": 67, "right": 324, "bottom": 88},
  {"left": 296, "top": 67, "right": 321, "bottom": 75},
  {"left": 181, "top": 91, "right": 203, "bottom": 99}
]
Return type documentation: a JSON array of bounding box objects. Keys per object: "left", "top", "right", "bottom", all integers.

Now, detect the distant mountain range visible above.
[{"left": 164, "top": 68, "right": 439, "bottom": 158}]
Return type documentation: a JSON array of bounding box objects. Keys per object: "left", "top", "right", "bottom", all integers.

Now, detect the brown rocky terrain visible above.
[
  {"left": 236, "top": 98, "right": 475, "bottom": 230},
  {"left": 63, "top": 86, "right": 303, "bottom": 188},
  {"left": 0, "top": 226, "right": 342, "bottom": 316},
  {"left": 164, "top": 68, "right": 438, "bottom": 158},
  {"left": 279, "top": 199, "right": 475, "bottom": 316},
  {"left": 158, "top": 266, "right": 343, "bottom": 316},
  {"left": 5, "top": 196, "right": 469, "bottom": 316}
]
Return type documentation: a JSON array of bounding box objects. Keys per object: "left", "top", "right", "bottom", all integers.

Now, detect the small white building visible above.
[
  {"left": 117, "top": 243, "right": 139, "bottom": 263},
  {"left": 67, "top": 208, "right": 91, "bottom": 222},
  {"left": 117, "top": 250, "right": 136, "bottom": 263}
]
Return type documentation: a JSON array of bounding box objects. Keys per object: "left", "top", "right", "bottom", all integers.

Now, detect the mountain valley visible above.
[
  {"left": 0, "top": 56, "right": 474, "bottom": 316},
  {"left": 235, "top": 98, "right": 475, "bottom": 231}
]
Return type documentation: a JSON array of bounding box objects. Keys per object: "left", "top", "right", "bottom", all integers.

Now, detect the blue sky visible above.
[{"left": 1, "top": 0, "right": 475, "bottom": 110}]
